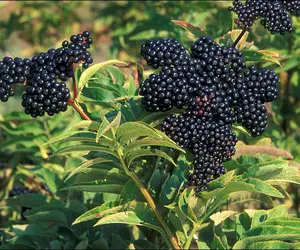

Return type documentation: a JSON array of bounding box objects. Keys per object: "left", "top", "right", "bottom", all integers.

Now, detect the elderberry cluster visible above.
[
  {"left": 0, "top": 31, "right": 93, "bottom": 118},
  {"left": 9, "top": 185, "right": 38, "bottom": 197},
  {"left": 139, "top": 36, "right": 279, "bottom": 191},
  {"left": 279, "top": 0, "right": 300, "bottom": 15},
  {"left": 229, "top": 0, "right": 296, "bottom": 34}
]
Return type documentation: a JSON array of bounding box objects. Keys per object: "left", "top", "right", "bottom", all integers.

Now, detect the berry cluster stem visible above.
[
  {"left": 68, "top": 99, "right": 91, "bottom": 121},
  {"left": 232, "top": 28, "right": 247, "bottom": 48},
  {"left": 117, "top": 149, "right": 181, "bottom": 250}
]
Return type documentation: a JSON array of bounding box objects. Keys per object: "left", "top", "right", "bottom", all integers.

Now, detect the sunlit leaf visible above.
[{"left": 77, "top": 60, "right": 128, "bottom": 98}]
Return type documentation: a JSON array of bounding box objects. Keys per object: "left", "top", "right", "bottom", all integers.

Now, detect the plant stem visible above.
[
  {"left": 183, "top": 227, "right": 197, "bottom": 249},
  {"left": 232, "top": 28, "right": 247, "bottom": 48},
  {"left": 117, "top": 149, "right": 181, "bottom": 250},
  {"left": 68, "top": 99, "right": 91, "bottom": 121},
  {"left": 72, "top": 68, "right": 78, "bottom": 100}
]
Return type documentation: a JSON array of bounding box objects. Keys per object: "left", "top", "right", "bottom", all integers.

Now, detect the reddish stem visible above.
[
  {"left": 68, "top": 99, "right": 91, "bottom": 121},
  {"left": 72, "top": 69, "right": 78, "bottom": 99}
]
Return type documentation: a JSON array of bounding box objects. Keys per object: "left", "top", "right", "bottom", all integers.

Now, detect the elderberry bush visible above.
[
  {"left": 139, "top": 36, "right": 279, "bottom": 191},
  {"left": 0, "top": 31, "right": 93, "bottom": 118},
  {"left": 229, "top": 0, "right": 296, "bottom": 34}
]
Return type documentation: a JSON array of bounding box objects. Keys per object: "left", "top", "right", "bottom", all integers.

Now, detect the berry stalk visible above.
[
  {"left": 68, "top": 99, "right": 91, "bottom": 121},
  {"left": 232, "top": 28, "right": 247, "bottom": 48}
]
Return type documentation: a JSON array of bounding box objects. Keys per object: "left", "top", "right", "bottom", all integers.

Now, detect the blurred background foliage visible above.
[{"left": 0, "top": 1, "right": 299, "bottom": 248}]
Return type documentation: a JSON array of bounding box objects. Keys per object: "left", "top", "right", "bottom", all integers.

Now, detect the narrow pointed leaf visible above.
[
  {"left": 73, "top": 200, "right": 121, "bottom": 225},
  {"left": 51, "top": 145, "right": 118, "bottom": 159},
  {"left": 69, "top": 120, "right": 101, "bottom": 131},
  {"left": 96, "top": 112, "right": 121, "bottom": 143},
  {"left": 94, "top": 211, "right": 170, "bottom": 248},
  {"left": 123, "top": 138, "right": 184, "bottom": 156},
  {"left": 246, "top": 178, "right": 284, "bottom": 198},
  {"left": 73, "top": 201, "right": 150, "bottom": 225},
  {"left": 65, "top": 158, "right": 114, "bottom": 181},
  {"left": 247, "top": 241, "right": 296, "bottom": 249},
  {"left": 43, "top": 131, "right": 97, "bottom": 146},
  {"left": 117, "top": 122, "right": 162, "bottom": 145},
  {"left": 77, "top": 60, "right": 128, "bottom": 98},
  {"left": 127, "top": 149, "right": 176, "bottom": 167},
  {"left": 61, "top": 182, "right": 123, "bottom": 193},
  {"left": 233, "top": 235, "right": 300, "bottom": 249}
]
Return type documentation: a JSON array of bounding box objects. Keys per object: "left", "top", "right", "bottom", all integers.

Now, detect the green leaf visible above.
[
  {"left": 246, "top": 178, "right": 284, "bottom": 198},
  {"left": 69, "top": 120, "right": 101, "bottom": 131},
  {"left": 6, "top": 194, "right": 47, "bottom": 208},
  {"left": 73, "top": 200, "right": 121, "bottom": 225},
  {"left": 171, "top": 20, "right": 205, "bottom": 41},
  {"left": 244, "top": 160, "right": 300, "bottom": 185},
  {"left": 96, "top": 112, "right": 121, "bottom": 143},
  {"left": 75, "top": 240, "right": 88, "bottom": 250},
  {"left": 210, "top": 210, "right": 237, "bottom": 226},
  {"left": 236, "top": 212, "right": 251, "bottom": 238},
  {"left": 232, "top": 125, "right": 251, "bottom": 137},
  {"left": 266, "top": 205, "right": 288, "bottom": 219},
  {"left": 177, "top": 189, "right": 198, "bottom": 224},
  {"left": 123, "top": 138, "right": 184, "bottom": 156},
  {"left": 247, "top": 241, "right": 296, "bottom": 249},
  {"left": 77, "top": 60, "right": 127, "bottom": 98},
  {"left": 242, "top": 225, "right": 300, "bottom": 238},
  {"left": 93, "top": 211, "right": 163, "bottom": 237},
  {"left": 24, "top": 210, "right": 68, "bottom": 226},
  {"left": 127, "top": 148, "right": 176, "bottom": 167},
  {"left": 74, "top": 168, "right": 127, "bottom": 184},
  {"left": 119, "top": 180, "right": 142, "bottom": 203},
  {"left": 51, "top": 145, "right": 118, "bottom": 159},
  {"left": 74, "top": 201, "right": 152, "bottom": 228},
  {"left": 204, "top": 181, "right": 256, "bottom": 201},
  {"left": 243, "top": 160, "right": 288, "bottom": 178},
  {"left": 263, "top": 217, "right": 300, "bottom": 228},
  {"left": 104, "top": 65, "right": 125, "bottom": 86},
  {"left": 243, "top": 51, "right": 282, "bottom": 67},
  {"left": 43, "top": 131, "right": 97, "bottom": 146},
  {"left": 61, "top": 182, "right": 123, "bottom": 193},
  {"left": 65, "top": 157, "right": 114, "bottom": 181},
  {"left": 211, "top": 233, "right": 226, "bottom": 250},
  {"left": 117, "top": 122, "right": 163, "bottom": 145},
  {"left": 233, "top": 235, "right": 300, "bottom": 249}
]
